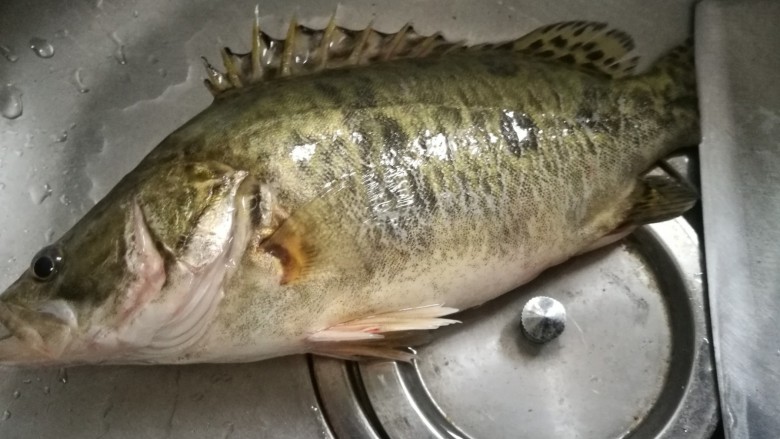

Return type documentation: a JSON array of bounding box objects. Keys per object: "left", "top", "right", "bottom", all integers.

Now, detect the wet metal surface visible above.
[
  {"left": 697, "top": 1, "right": 780, "bottom": 437},
  {"left": 0, "top": 0, "right": 718, "bottom": 438},
  {"left": 315, "top": 220, "right": 718, "bottom": 438}
]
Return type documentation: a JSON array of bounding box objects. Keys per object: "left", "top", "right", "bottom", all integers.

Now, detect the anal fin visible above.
[
  {"left": 625, "top": 175, "right": 698, "bottom": 226},
  {"left": 307, "top": 305, "right": 459, "bottom": 361},
  {"left": 310, "top": 340, "right": 418, "bottom": 362}
]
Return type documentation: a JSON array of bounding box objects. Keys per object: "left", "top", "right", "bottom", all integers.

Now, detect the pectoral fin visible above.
[
  {"left": 259, "top": 182, "right": 366, "bottom": 286},
  {"left": 307, "top": 305, "right": 460, "bottom": 361},
  {"left": 260, "top": 216, "right": 317, "bottom": 285}
]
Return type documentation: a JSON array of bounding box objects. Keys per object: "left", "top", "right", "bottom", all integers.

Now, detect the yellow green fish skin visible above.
[{"left": 0, "top": 31, "right": 697, "bottom": 364}]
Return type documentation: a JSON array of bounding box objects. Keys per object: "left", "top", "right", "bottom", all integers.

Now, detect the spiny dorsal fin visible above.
[
  {"left": 202, "top": 11, "right": 639, "bottom": 97},
  {"left": 512, "top": 21, "right": 639, "bottom": 77},
  {"left": 203, "top": 7, "right": 466, "bottom": 97}
]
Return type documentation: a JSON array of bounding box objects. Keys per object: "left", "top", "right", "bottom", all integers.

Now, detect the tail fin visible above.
[
  {"left": 643, "top": 39, "right": 696, "bottom": 99},
  {"left": 637, "top": 40, "right": 700, "bottom": 150}
]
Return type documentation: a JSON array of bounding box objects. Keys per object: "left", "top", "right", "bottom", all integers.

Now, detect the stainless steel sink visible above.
[
  {"left": 0, "top": 0, "right": 722, "bottom": 437},
  {"left": 314, "top": 217, "right": 717, "bottom": 438}
]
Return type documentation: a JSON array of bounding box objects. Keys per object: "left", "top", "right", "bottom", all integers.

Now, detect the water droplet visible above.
[
  {"left": 0, "top": 45, "right": 18, "bottom": 63},
  {"left": 0, "top": 84, "right": 23, "bottom": 119},
  {"left": 44, "top": 228, "right": 55, "bottom": 243},
  {"left": 73, "top": 68, "right": 89, "bottom": 93},
  {"left": 0, "top": 183, "right": 5, "bottom": 191},
  {"left": 158, "top": 68, "right": 167, "bottom": 78},
  {"left": 110, "top": 32, "right": 127, "bottom": 65},
  {"left": 14, "top": 149, "right": 23, "bottom": 157},
  {"left": 132, "top": 10, "right": 139, "bottom": 17},
  {"left": 54, "top": 29, "right": 70, "bottom": 39},
  {"left": 12, "top": 390, "right": 20, "bottom": 399},
  {"left": 29, "top": 183, "right": 53, "bottom": 205},
  {"left": 58, "top": 368, "right": 68, "bottom": 383},
  {"left": 43, "top": 386, "right": 50, "bottom": 395},
  {"left": 52, "top": 130, "right": 68, "bottom": 143},
  {"left": 2, "top": 410, "right": 10, "bottom": 421},
  {"left": 59, "top": 194, "right": 71, "bottom": 206},
  {"left": 95, "top": 0, "right": 103, "bottom": 9},
  {"left": 29, "top": 37, "right": 55, "bottom": 58},
  {"left": 22, "top": 379, "right": 31, "bottom": 384}
]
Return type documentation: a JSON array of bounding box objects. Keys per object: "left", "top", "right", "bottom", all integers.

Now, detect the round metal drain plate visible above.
[{"left": 313, "top": 219, "right": 717, "bottom": 438}]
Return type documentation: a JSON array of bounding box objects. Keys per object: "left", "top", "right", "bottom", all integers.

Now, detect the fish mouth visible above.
[{"left": 0, "top": 302, "right": 73, "bottom": 365}]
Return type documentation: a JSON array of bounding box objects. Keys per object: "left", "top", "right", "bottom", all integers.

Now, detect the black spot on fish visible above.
[
  {"left": 558, "top": 54, "right": 576, "bottom": 64},
  {"left": 537, "top": 50, "right": 555, "bottom": 58},
  {"left": 604, "top": 57, "right": 616, "bottom": 65},
  {"left": 582, "top": 42, "right": 596, "bottom": 52},
  {"left": 586, "top": 50, "right": 604, "bottom": 61},
  {"left": 480, "top": 54, "right": 519, "bottom": 77},
  {"left": 499, "top": 110, "right": 538, "bottom": 157},
  {"left": 528, "top": 39, "right": 544, "bottom": 51},
  {"left": 550, "top": 36, "right": 567, "bottom": 48}
]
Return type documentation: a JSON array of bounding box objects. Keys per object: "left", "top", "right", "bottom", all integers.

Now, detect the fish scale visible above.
[{"left": 0, "top": 17, "right": 698, "bottom": 365}]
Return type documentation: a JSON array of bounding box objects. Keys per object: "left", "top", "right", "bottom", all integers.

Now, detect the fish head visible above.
[
  {"left": 0, "top": 194, "right": 153, "bottom": 364},
  {"left": 0, "top": 161, "right": 251, "bottom": 365}
]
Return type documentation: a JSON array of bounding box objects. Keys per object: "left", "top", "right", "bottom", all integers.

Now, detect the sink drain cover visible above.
[{"left": 313, "top": 219, "right": 717, "bottom": 438}]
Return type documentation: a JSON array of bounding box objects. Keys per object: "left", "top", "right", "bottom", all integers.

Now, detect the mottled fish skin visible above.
[
  {"left": 0, "top": 28, "right": 698, "bottom": 364},
  {"left": 144, "top": 48, "right": 697, "bottom": 361}
]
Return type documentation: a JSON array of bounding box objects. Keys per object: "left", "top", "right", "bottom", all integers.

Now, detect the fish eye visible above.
[{"left": 30, "top": 247, "right": 63, "bottom": 282}]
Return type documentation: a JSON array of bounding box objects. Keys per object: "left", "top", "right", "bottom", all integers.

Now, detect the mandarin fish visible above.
[{"left": 0, "top": 13, "right": 697, "bottom": 364}]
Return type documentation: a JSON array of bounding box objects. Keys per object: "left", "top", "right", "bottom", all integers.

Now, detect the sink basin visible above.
[{"left": 0, "top": 0, "right": 719, "bottom": 437}]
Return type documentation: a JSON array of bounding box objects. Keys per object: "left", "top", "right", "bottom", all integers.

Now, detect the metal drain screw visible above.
[{"left": 521, "top": 296, "right": 566, "bottom": 343}]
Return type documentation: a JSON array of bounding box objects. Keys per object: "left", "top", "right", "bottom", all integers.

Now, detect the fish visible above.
[{"left": 0, "top": 12, "right": 698, "bottom": 365}]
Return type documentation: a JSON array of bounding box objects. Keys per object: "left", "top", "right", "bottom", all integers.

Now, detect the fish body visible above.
[{"left": 0, "top": 19, "right": 698, "bottom": 364}]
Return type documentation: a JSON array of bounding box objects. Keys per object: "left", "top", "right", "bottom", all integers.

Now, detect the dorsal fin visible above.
[
  {"left": 512, "top": 21, "right": 639, "bottom": 77},
  {"left": 203, "top": 11, "right": 639, "bottom": 97},
  {"left": 203, "top": 7, "right": 466, "bottom": 97}
]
